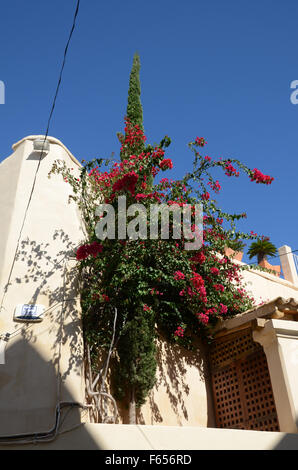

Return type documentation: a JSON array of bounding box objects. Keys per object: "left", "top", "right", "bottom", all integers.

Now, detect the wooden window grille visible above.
[{"left": 210, "top": 327, "right": 279, "bottom": 432}]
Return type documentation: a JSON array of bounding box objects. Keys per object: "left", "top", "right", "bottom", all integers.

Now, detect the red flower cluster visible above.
[
  {"left": 205, "top": 307, "right": 218, "bottom": 316},
  {"left": 174, "top": 326, "right": 184, "bottom": 337},
  {"left": 76, "top": 241, "right": 103, "bottom": 260},
  {"left": 190, "top": 250, "right": 206, "bottom": 264},
  {"left": 152, "top": 148, "right": 165, "bottom": 162},
  {"left": 159, "top": 159, "right": 173, "bottom": 170},
  {"left": 250, "top": 168, "right": 274, "bottom": 185},
  {"left": 173, "top": 271, "right": 185, "bottom": 280},
  {"left": 194, "top": 137, "right": 207, "bottom": 147},
  {"left": 213, "top": 284, "right": 225, "bottom": 292},
  {"left": 190, "top": 272, "right": 207, "bottom": 302},
  {"left": 219, "top": 303, "right": 228, "bottom": 314},
  {"left": 196, "top": 312, "right": 209, "bottom": 324},
  {"left": 210, "top": 267, "right": 219, "bottom": 275},
  {"left": 208, "top": 180, "right": 221, "bottom": 192},
  {"left": 135, "top": 192, "right": 163, "bottom": 203},
  {"left": 112, "top": 171, "right": 139, "bottom": 196},
  {"left": 120, "top": 118, "right": 146, "bottom": 154},
  {"left": 225, "top": 163, "right": 239, "bottom": 177},
  {"left": 201, "top": 192, "right": 210, "bottom": 200}
]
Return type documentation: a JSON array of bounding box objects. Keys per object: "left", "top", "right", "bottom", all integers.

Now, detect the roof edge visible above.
[
  {"left": 213, "top": 296, "right": 298, "bottom": 334},
  {"left": 12, "top": 135, "right": 82, "bottom": 167}
]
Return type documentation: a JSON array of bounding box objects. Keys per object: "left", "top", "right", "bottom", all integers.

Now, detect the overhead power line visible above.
[
  {"left": 44, "top": 0, "right": 81, "bottom": 141},
  {"left": 0, "top": 0, "right": 81, "bottom": 313}
]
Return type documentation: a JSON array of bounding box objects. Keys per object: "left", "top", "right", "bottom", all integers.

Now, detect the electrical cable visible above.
[
  {"left": 0, "top": 402, "right": 86, "bottom": 445},
  {"left": 0, "top": 263, "right": 84, "bottom": 445},
  {"left": 0, "top": 0, "right": 81, "bottom": 314},
  {"left": 44, "top": 0, "right": 80, "bottom": 141}
]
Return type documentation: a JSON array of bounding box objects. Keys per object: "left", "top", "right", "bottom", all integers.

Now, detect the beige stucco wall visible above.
[
  {"left": 111, "top": 335, "right": 215, "bottom": 427},
  {"left": 0, "top": 135, "right": 214, "bottom": 436},
  {"left": 0, "top": 137, "right": 86, "bottom": 436},
  {"left": 0, "top": 423, "right": 297, "bottom": 450},
  {"left": 1, "top": 134, "right": 298, "bottom": 448},
  {"left": 253, "top": 318, "right": 298, "bottom": 433},
  {"left": 241, "top": 265, "right": 298, "bottom": 304},
  {"left": 139, "top": 337, "right": 214, "bottom": 427}
]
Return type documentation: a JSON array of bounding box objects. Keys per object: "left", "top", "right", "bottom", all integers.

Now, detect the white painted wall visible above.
[
  {"left": 0, "top": 134, "right": 297, "bottom": 447},
  {"left": 241, "top": 265, "right": 298, "bottom": 304},
  {"left": 0, "top": 136, "right": 86, "bottom": 435},
  {"left": 0, "top": 423, "right": 297, "bottom": 450}
]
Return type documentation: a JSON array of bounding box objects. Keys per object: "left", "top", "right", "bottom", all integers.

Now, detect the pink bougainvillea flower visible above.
[
  {"left": 196, "top": 312, "right": 209, "bottom": 324},
  {"left": 194, "top": 137, "right": 207, "bottom": 147},
  {"left": 173, "top": 271, "right": 185, "bottom": 280},
  {"left": 219, "top": 303, "right": 228, "bottom": 314},
  {"left": 76, "top": 242, "right": 103, "bottom": 260},
  {"left": 210, "top": 267, "right": 219, "bottom": 275},
  {"left": 201, "top": 192, "right": 210, "bottom": 200},
  {"left": 250, "top": 168, "right": 274, "bottom": 185},
  {"left": 174, "top": 326, "right": 184, "bottom": 337},
  {"left": 159, "top": 158, "right": 173, "bottom": 170}
]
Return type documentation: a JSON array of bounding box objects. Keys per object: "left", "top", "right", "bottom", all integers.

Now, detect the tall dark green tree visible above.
[
  {"left": 119, "top": 53, "right": 146, "bottom": 161},
  {"left": 126, "top": 52, "right": 144, "bottom": 130}
]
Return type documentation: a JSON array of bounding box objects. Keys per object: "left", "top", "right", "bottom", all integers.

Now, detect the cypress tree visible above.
[
  {"left": 119, "top": 53, "right": 145, "bottom": 161},
  {"left": 126, "top": 52, "right": 144, "bottom": 130}
]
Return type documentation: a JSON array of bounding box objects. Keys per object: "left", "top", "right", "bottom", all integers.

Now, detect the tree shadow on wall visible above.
[
  {"left": 136, "top": 331, "right": 215, "bottom": 427},
  {"left": 0, "top": 339, "right": 100, "bottom": 449},
  {"left": 7, "top": 229, "right": 83, "bottom": 385}
]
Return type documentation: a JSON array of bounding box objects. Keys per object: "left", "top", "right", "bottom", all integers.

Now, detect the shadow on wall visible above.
[
  {"left": 6, "top": 230, "right": 215, "bottom": 429},
  {"left": 26, "top": 152, "right": 47, "bottom": 161},
  {"left": 274, "top": 419, "right": 298, "bottom": 450},
  {"left": 8, "top": 229, "right": 83, "bottom": 383},
  {"left": 110, "top": 332, "right": 215, "bottom": 427},
  {"left": 0, "top": 340, "right": 100, "bottom": 449}
]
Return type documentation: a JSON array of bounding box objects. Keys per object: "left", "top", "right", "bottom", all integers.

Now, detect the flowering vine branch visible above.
[{"left": 49, "top": 119, "right": 274, "bottom": 421}]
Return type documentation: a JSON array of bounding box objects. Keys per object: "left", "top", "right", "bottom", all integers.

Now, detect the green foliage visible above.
[
  {"left": 247, "top": 239, "right": 277, "bottom": 262},
  {"left": 226, "top": 239, "right": 246, "bottom": 252},
  {"left": 119, "top": 53, "right": 145, "bottom": 162},
  {"left": 127, "top": 53, "right": 143, "bottom": 130},
  {"left": 115, "top": 306, "right": 157, "bottom": 405},
  {"left": 48, "top": 55, "right": 274, "bottom": 410}
]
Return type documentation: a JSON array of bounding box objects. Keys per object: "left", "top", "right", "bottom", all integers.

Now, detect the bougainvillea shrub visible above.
[{"left": 49, "top": 119, "right": 273, "bottom": 411}]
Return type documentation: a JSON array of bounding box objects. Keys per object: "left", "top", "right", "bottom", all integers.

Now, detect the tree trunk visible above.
[
  {"left": 258, "top": 253, "right": 267, "bottom": 264},
  {"left": 128, "top": 386, "right": 136, "bottom": 424}
]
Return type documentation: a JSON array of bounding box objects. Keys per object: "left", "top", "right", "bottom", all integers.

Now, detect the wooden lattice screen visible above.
[{"left": 210, "top": 327, "right": 279, "bottom": 432}]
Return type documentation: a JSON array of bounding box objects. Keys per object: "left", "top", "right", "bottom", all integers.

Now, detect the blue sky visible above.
[{"left": 0, "top": 0, "right": 297, "bottom": 264}]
